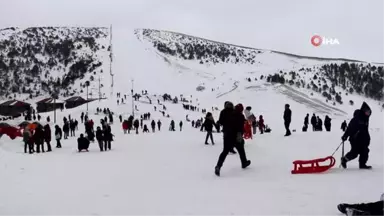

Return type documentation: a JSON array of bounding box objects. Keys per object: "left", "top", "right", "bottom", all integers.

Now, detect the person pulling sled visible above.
[{"left": 341, "top": 102, "right": 372, "bottom": 169}]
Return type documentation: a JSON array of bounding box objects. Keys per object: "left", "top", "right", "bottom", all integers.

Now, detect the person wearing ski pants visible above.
[{"left": 341, "top": 102, "right": 372, "bottom": 169}]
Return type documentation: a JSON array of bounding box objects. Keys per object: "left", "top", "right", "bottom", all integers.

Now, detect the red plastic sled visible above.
[
  {"left": 243, "top": 121, "right": 252, "bottom": 140},
  {"left": 291, "top": 156, "right": 336, "bottom": 174}
]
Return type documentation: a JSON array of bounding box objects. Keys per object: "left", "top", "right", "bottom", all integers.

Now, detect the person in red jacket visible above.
[
  {"left": 122, "top": 120, "right": 129, "bottom": 134},
  {"left": 258, "top": 115, "right": 265, "bottom": 134}
]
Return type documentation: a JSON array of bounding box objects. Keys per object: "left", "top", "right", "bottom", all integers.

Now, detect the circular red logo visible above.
[{"left": 311, "top": 35, "right": 322, "bottom": 47}]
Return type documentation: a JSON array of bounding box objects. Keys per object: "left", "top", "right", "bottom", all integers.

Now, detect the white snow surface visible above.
[{"left": 0, "top": 90, "right": 383, "bottom": 215}]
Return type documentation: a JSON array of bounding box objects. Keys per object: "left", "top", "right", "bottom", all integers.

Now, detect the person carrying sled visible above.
[
  {"left": 215, "top": 103, "right": 251, "bottom": 176},
  {"left": 341, "top": 102, "right": 372, "bottom": 169},
  {"left": 337, "top": 193, "right": 383, "bottom": 216},
  {"left": 77, "top": 134, "right": 90, "bottom": 152}
]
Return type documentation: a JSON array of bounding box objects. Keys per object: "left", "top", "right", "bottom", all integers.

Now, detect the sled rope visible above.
[{"left": 331, "top": 141, "right": 344, "bottom": 157}]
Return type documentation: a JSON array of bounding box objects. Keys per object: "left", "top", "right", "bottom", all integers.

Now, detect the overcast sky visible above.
[{"left": 0, "top": 0, "right": 383, "bottom": 62}]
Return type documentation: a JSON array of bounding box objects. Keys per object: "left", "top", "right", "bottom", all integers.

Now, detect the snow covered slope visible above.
[{"left": 0, "top": 27, "right": 111, "bottom": 100}]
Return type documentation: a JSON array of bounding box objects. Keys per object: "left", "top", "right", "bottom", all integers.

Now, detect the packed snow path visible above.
[{"left": 0, "top": 124, "right": 382, "bottom": 215}]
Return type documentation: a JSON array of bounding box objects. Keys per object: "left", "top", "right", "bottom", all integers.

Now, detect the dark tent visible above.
[
  {"left": 0, "top": 100, "right": 31, "bottom": 116},
  {"left": 65, "top": 96, "right": 88, "bottom": 109},
  {"left": 36, "top": 98, "right": 64, "bottom": 113}
]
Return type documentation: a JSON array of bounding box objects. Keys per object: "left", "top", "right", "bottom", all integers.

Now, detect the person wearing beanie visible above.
[
  {"left": 341, "top": 102, "right": 372, "bottom": 169},
  {"left": 215, "top": 103, "right": 251, "bottom": 176}
]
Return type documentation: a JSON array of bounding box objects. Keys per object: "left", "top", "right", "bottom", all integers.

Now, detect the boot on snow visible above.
[
  {"left": 341, "top": 157, "right": 347, "bottom": 169},
  {"left": 214, "top": 166, "right": 221, "bottom": 177},
  {"left": 242, "top": 160, "right": 251, "bottom": 169},
  {"left": 359, "top": 164, "right": 372, "bottom": 170}
]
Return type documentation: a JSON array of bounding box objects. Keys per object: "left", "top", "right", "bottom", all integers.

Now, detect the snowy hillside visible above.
[
  {"left": 0, "top": 27, "right": 111, "bottom": 100},
  {"left": 134, "top": 29, "right": 384, "bottom": 107}
]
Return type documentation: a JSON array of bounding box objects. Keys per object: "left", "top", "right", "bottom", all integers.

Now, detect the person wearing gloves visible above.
[
  {"left": 341, "top": 102, "right": 372, "bottom": 169},
  {"left": 337, "top": 193, "right": 384, "bottom": 216},
  {"left": 214, "top": 102, "right": 251, "bottom": 177}
]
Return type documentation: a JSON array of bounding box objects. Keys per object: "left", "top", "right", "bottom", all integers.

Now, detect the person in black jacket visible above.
[
  {"left": 151, "top": 120, "right": 156, "bottom": 132},
  {"left": 78, "top": 134, "right": 90, "bottom": 152},
  {"left": 55, "top": 125, "right": 62, "bottom": 148},
  {"left": 341, "top": 120, "right": 347, "bottom": 132},
  {"left": 143, "top": 124, "right": 149, "bottom": 133},
  {"left": 157, "top": 120, "right": 162, "bottom": 131},
  {"left": 283, "top": 104, "right": 292, "bottom": 136},
  {"left": 218, "top": 101, "right": 237, "bottom": 154},
  {"left": 203, "top": 113, "right": 215, "bottom": 145},
  {"left": 310, "top": 113, "right": 317, "bottom": 131},
  {"left": 96, "top": 126, "right": 104, "bottom": 151},
  {"left": 303, "top": 113, "right": 309, "bottom": 132},
  {"left": 179, "top": 121, "right": 183, "bottom": 131},
  {"left": 134, "top": 119, "right": 140, "bottom": 134},
  {"left": 34, "top": 125, "right": 45, "bottom": 153},
  {"left": 70, "top": 120, "right": 76, "bottom": 137},
  {"left": 103, "top": 125, "right": 113, "bottom": 150},
  {"left": 341, "top": 102, "right": 372, "bottom": 169},
  {"left": 324, "top": 115, "right": 332, "bottom": 132},
  {"left": 215, "top": 103, "right": 251, "bottom": 176},
  {"left": 43, "top": 124, "right": 52, "bottom": 152},
  {"left": 63, "top": 122, "right": 69, "bottom": 139},
  {"left": 316, "top": 116, "right": 323, "bottom": 131}
]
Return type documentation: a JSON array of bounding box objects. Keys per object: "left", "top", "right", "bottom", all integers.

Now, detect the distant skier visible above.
[
  {"left": 341, "top": 102, "right": 372, "bottom": 169},
  {"left": 119, "top": 115, "right": 122, "bottom": 123},
  {"left": 283, "top": 104, "right": 292, "bottom": 136}
]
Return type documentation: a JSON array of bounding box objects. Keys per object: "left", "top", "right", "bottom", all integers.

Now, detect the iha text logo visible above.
[{"left": 311, "top": 35, "right": 340, "bottom": 47}]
